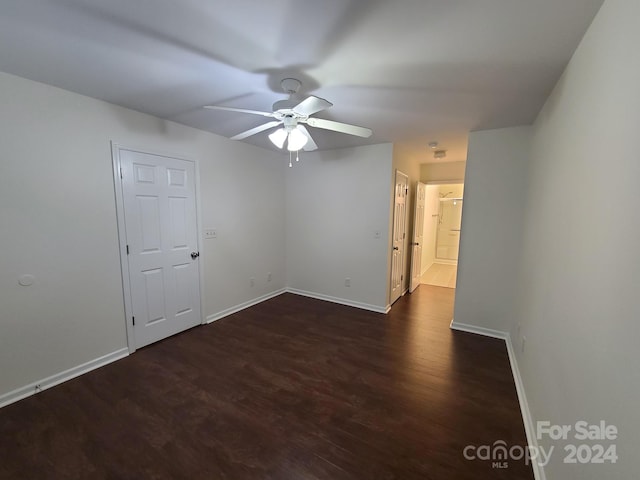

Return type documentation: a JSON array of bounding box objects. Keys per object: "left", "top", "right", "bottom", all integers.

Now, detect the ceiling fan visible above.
[{"left": 204, "top": 78, "right": 372, "bottom": 152}]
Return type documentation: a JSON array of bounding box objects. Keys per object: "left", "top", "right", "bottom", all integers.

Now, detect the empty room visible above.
[{"left": 1, "top": 1, "right": 637, "bottom": 479}]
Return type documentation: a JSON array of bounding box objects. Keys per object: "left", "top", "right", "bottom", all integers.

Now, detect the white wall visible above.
[
  {"left": 453, "top": 126, "right": 531, "bottom": 332},
  {"left": 286, "top": 144, "right": 393, "bottom": 312},
  {"left": 511, "top": 0, "right": 639, "bottom": 477},
  {"left": 199, "top": 138, "right": 286, "bottom": 320},
  {"left": 420, "top": 161, "right": 466, "bottom": 183},
  {"left": 438, "top": 184, "right": 464, "bottom": 199},
  {"left": 0, "top": 72, "right": 286, "bottom": 399}
]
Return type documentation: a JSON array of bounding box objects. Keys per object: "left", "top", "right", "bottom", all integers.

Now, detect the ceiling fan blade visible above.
[
  {"left": 297, "top": 125, "right": 318, "bottom": 151},
  {"left": 292, "top": 95, "right": 333, "bottom": 117},
  {"left": 230, "top": 121, "right": 282, "bottom": 140},
  {"left": 304, "top": 117, "right": 373, "bottom": 138},
  {"left": 204, "top": 105, "right": 275, "bottom": 117}
]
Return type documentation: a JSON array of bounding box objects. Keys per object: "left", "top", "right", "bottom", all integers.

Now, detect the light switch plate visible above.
[{"left": 204, "top": 229, "right": 217, "bottom": 239}]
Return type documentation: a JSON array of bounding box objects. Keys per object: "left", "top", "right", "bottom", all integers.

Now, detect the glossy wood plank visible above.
[{"left": 0, "top": 286, "right": 533, "bottom": 479}]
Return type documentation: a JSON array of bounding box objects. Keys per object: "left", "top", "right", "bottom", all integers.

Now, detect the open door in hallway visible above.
[
  {"left": 390, "top": 170, "right": 408, "bottom": 305},
  {"left": 409, "top": 182, "right": 426, "bottom": 293}
]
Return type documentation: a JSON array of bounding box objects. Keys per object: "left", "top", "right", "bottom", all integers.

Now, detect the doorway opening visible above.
[{"left": 420, "top": 183, "right": 464, "bottom": 289}]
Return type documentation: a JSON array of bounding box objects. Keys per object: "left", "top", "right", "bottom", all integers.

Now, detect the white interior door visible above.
[
  {"left": 409, "top": 182, "right": 426, "bottom": 293},
  {"left": 120, "top": 149, "right": 202, "bottom": 349},
  {"left": 390, "top": 170, "right": 408, "bottom": 305}
]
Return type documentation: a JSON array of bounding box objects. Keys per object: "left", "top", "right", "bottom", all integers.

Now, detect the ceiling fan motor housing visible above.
[
  {"left": 272, "top": 98, "right": 299, "bottom": 113},
  {"left": 273, "top": 78, "right": 303, "bottom": 114},
  {"left": 280, "top": 78, "right": 301, "bottom": 94}
]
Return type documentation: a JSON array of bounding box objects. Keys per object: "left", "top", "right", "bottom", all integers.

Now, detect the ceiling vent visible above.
[{"left": 434, "top": 149, "right": 447, "bottom": 159}]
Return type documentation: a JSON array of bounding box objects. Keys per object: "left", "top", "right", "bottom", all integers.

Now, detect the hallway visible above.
[{"left": 421, "top": 263, "right": 458, "bottom": 288}]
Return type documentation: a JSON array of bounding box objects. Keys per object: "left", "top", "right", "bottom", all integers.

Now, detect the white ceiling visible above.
[{"left": 0, "top": 0, "right": 603, "bottom": 162}]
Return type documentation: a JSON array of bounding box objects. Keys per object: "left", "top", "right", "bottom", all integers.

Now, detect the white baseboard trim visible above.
[
  {"left": 286, "top": 288, "right": 388, "bottom": 314},
  {"left": 449, "top": 320, "right": 545, "bottom": 480},
  {"left": 505, "top": 334, "right": 546, "bottom": 480},
  {"left": 0, "top": 348, "right": 129, "bottom": 409},
  {"left": 449, "top": 320, "right": 508, "bottom": 340},
  {"left": 206, "top": 289, "right": 286, "bottom": 323}
]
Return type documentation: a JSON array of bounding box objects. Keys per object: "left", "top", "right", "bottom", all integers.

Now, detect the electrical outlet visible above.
[
  {"left": 345, "top": 278, "right": 351, "bottom": 287},
  {"left": 374, "top": 231, "right": 381, "bottom": 239},
  {"left": 250, "top": 277, "right": 255, "bottom": 287},
  {"left": 267, "top": 272, "right": 272, "bottom": 282},
  {"left": 521, "top": 336, "right": 527, "bottom": 353},
  {"left": 34, "top": 384, "right": 42, "bottom": 393}
]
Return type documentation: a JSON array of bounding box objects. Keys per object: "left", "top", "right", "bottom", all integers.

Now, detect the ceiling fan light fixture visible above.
[
  {"left": 268, "top": 128, "right": 287, "bottom": 149},
  {"left": 287, "top": 127, "right": 308, "bottom": 152},
  {"left": 206, "top": 78, "right": 370, "bottom": 152}
]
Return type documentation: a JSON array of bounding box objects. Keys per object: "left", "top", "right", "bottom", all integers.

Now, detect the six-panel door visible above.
[{"left": 121, "top": 150, "right": 201, "bottom": 348}]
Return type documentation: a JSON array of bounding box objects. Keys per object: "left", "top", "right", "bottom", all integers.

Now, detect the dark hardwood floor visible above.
[{"left": 0, "top": 286, "right": 533, "bottom": 479}]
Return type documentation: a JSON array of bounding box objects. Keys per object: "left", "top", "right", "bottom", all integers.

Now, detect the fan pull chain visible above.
[
  {"left": 289, "top": 151, "right": 292, "bottom": 168},
  {"left": 296, "top": 150, "right": 300, "bottom": 162}
]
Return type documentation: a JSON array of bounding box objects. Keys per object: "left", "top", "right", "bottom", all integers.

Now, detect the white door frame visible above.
[{"left": 111, "top": 142, "right": 205, "bottom": 354}]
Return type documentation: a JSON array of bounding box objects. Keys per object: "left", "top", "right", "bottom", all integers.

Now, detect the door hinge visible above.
[
  {"left": 403, "top": 232, "right": 406, "bottom": 239},
  {"left": 132, "top": 316, "right": 135, "bottom": 326},
  {"left": 120, "top": 167, "right": 124, "bottom": 179},
  {"left": 401, "top": 275, "right": 404, "bottom": 281},
  {"left": 126, "top": 245, "right": 130, "bottom": 255},
  {"left": 405, "top": 187, "right": 408, "bottom": 195}
]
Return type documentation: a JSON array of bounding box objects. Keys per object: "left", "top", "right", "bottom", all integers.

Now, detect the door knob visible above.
[{"left": 190, "top": 251, "right": 200, "bottom": 259}]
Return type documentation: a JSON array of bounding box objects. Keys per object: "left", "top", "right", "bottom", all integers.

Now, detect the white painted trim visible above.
[
  {"left": 111, "top": 142, "right": 136, "bottom": 354},
  {"left": 449, "top": 320, "right": 508, "bottom": 340},
  {"left": 449, "top": 320, "right": 545, "bottom": 480},
  {"left": 505, "top": 334, "right": 546, "bottom": 480},
  {"left": 0, "top": 348, "right": 129, "bottom": 409},
  {"left": 206, "top": 289, "right": 286, "bottom": 323},
  {"left": 193, "top": 151, "right": 206, "bottom": 326},
  {"left": 286, "top": 288, "right": 388, "bottom": 314}
]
